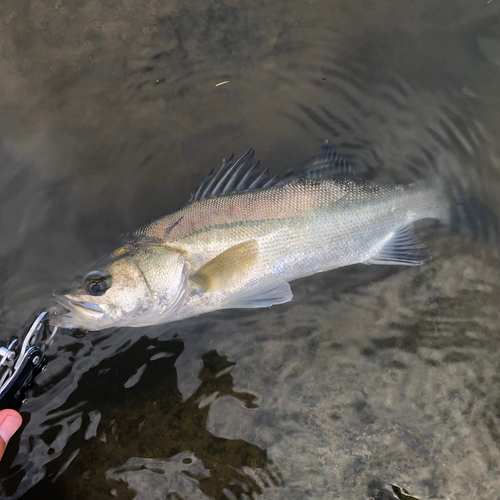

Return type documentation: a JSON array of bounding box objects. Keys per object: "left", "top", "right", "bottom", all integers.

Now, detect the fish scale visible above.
[{"left": 158, "top": 179, "right": 445, "bottom": 324}]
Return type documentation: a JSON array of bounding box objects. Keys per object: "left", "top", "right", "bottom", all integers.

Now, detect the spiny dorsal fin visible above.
[
  {"left": 190, "top": 240, "right": 259, "bottom": 292},
  {"left": 189, "top": 149, "right": 287, "bottom": 202},
  {"left": 364, "top": 225, "right": 430, "bottom": 266},
  {"left": 300, "top": 140, "right": 355, "bottom": 180},
  {"left": 189, "top": 141, "right": 354, "bottom": 202}
]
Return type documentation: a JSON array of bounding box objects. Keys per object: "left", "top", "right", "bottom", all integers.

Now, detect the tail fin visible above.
[
  {"left": 449, "top": 197, "right": 500, "bottom": 242},
  {"left": 437, "top": 177, "right": 500, "bottom": 243}
]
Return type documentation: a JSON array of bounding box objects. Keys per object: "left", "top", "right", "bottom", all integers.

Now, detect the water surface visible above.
[{"left": 0, "top": 0, "right": 499, "bottom": 498}]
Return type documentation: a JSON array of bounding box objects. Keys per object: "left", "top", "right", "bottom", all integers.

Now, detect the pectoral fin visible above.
[
  {"left": 364, "top": 225, "right": 430, "bottom": 266},
  {"left": 191, "top": 240, "right": 259, "bottom": 292},
  {"left": 223, "top": 275, "right": 293, "bottom": 309}
]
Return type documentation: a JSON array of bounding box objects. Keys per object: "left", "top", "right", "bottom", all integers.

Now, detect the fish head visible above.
[{"left": 52, "top": 242, "right": 189, "bottom": 331}]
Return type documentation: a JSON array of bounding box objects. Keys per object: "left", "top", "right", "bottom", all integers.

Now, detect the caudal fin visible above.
[
  {"left": 424, "top": 173, "right": 499, "bottom": 245},
  {"left": 449, "top": 197, "right": 500, "bottom": 242},
  {"left": 434, "top": 174, "right": 499, "bottom": 243}
]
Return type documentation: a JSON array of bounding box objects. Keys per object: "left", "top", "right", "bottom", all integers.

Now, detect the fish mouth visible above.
[{"left": 51, "top": 294, "right": 105, "bottom": 330}]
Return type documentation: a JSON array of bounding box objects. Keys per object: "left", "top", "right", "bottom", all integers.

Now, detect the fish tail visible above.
[
  {"left": 449, "top": 195, "right": 499, "bottom": 242},
  {"left": 434, "top": 174, "right": 500, "bottom": 242},
  {"left": 408, "top": 177, "right": 451, "bottom": 224}
]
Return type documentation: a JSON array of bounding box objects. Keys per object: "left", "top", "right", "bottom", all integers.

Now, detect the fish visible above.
[{"left": 51, "top": 141, "right": 451, "bottom": 331}]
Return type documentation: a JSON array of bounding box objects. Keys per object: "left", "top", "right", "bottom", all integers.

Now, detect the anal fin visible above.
[
  {"left": 365, "top": 225, "right": 430, "bottom": 266},
  {"left": 223, "top": 275, "right": 293, "bottom": 309}
]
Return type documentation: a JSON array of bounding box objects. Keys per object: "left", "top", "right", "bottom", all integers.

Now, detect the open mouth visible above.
[{"left": 51, "top": 294, "right": 104, "bottom": 329}]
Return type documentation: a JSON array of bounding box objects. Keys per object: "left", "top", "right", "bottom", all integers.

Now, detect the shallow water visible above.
[{"left": 0, "top": 0, "right": 500, "bottom": 498}]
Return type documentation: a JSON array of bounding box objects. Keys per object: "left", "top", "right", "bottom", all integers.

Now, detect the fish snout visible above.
[{"left": 50, "top": 293, "right": 106, "bottom": 330}]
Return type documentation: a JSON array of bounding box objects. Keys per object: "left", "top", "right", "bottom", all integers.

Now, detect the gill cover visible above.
[{"left": 121, "top": 242, "right": 189, "bottom": 326}]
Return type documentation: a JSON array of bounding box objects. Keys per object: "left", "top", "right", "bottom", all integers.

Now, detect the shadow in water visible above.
[{"left": 3, "top": 335, "right": 280, "bottom": 500}]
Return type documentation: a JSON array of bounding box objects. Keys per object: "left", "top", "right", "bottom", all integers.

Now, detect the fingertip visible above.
[{"left": 0, "top": 410, "right": 23, "bottom": 444}]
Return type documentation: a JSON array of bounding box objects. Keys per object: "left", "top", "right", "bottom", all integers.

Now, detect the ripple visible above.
[{"left": 0, "top": 1, "right": 499, "bottom": 499}]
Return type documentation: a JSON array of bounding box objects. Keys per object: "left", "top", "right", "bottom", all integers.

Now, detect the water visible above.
[{"left": 0, "top": 0, "right": 499, "bottom": 498}]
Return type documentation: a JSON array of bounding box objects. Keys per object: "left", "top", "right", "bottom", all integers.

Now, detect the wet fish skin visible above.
[
  {"left": 149, "top": 176, "right": 446, "bottom": 324},
  {"left": 51, "top": 143, "right": 448, "bottom": 331}
]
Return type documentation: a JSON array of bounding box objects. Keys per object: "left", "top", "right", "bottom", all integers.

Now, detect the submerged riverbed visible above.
[{"left": 0, "top": 0, "right": 499, "bottom": 498}]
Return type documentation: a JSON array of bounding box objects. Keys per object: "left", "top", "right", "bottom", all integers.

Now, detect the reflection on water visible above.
[
  {"left": 0, "top": 0, "right": 500, "bottom": 498},
  {"left": 7, "top": 336, "right": 279, "bottom": 499}
]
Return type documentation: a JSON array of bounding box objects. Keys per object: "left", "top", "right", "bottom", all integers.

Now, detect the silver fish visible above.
[{"left": 51, "top": 142, "right": 449, "bottom": 331}]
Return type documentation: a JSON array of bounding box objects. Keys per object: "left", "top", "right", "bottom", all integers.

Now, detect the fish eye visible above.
[{"left": 84, "top": 271, "right": 111, "bottom": 296}]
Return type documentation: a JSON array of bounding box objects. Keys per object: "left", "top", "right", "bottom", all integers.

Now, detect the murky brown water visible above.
[{"left": 0, "top": 0, "right": 499, "bottom": 498}]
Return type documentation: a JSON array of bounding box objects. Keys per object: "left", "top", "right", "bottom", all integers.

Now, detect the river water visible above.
[{"left": 0, "top": 1, "right": 499, "bottom": 498}]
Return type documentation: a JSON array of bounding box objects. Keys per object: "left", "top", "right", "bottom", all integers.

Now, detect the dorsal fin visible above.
[
  {"left": 189, "top": 149, "right": 287, "bottom": 202},
  {"left": 300, "top": 140, "right": 355, "bottom": 180},
  {"left": 189, "top": 141, "right": 354, "bottom": 202}
]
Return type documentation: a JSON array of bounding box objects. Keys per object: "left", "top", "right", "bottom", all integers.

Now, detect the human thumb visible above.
[{"left": 0, "top": 410, "right": 23, "bottom": 459}]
